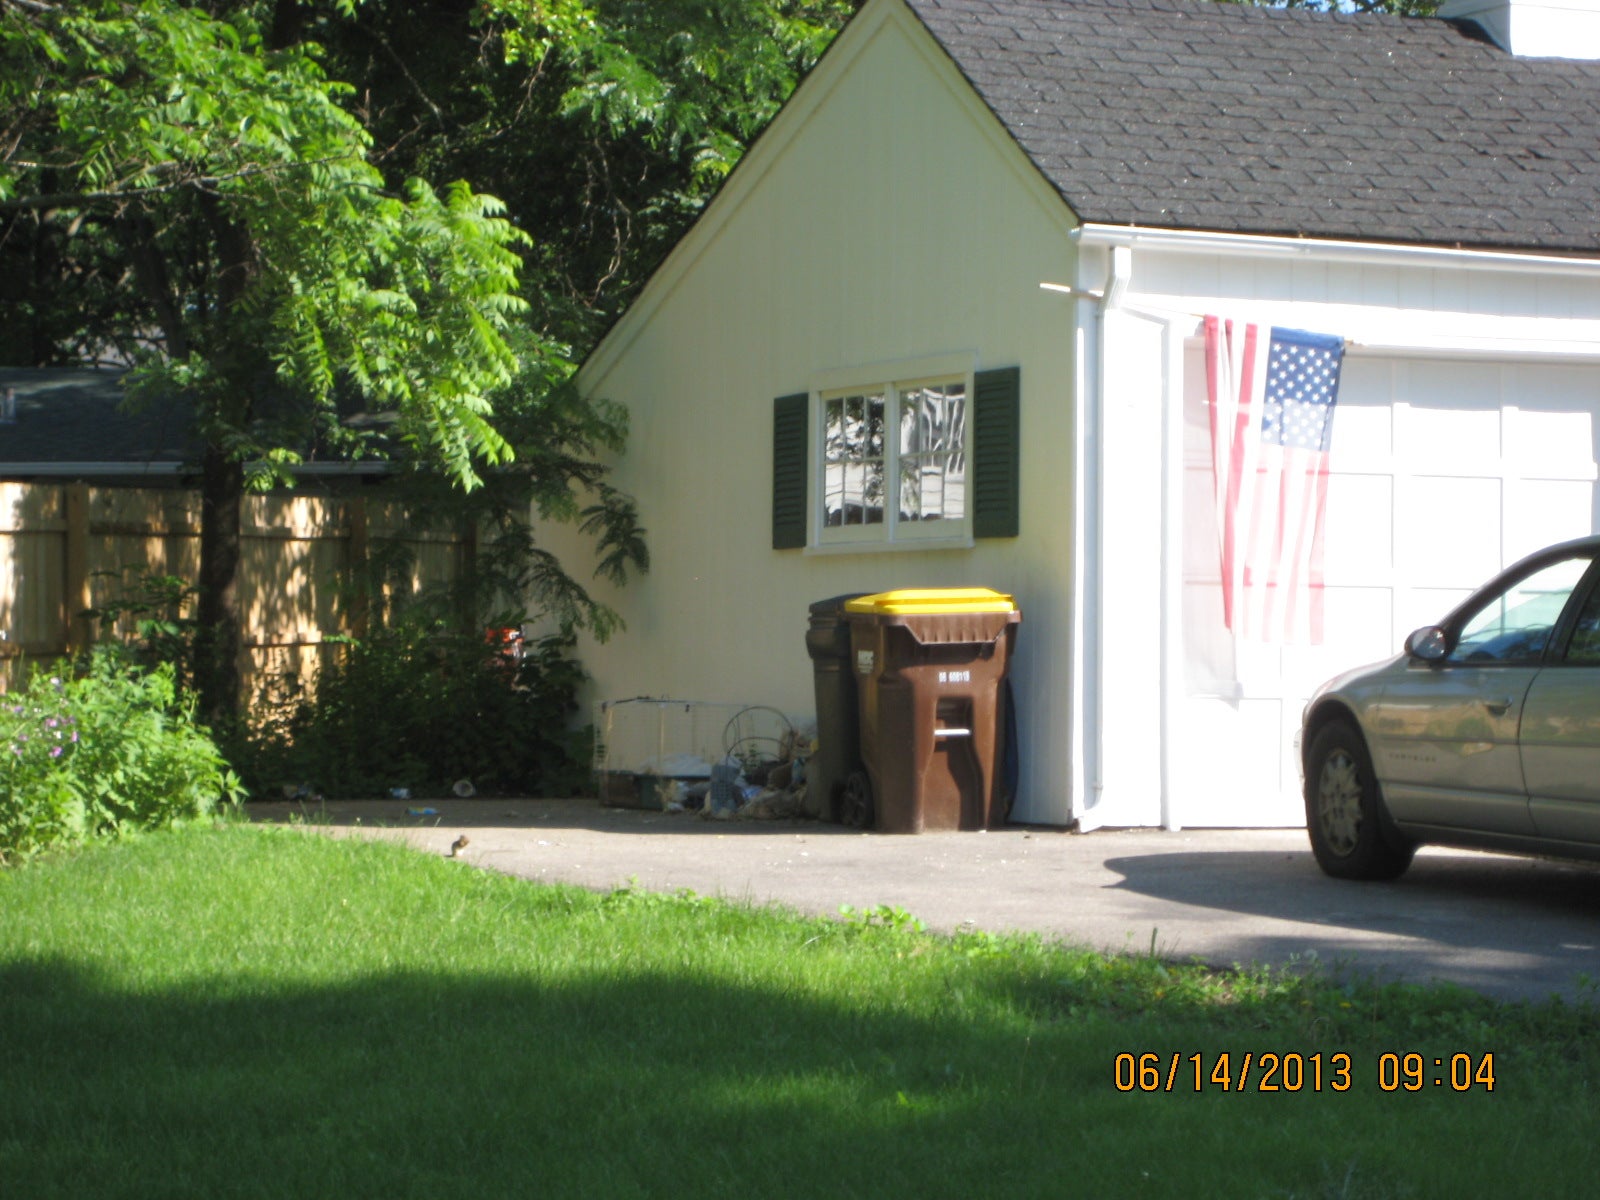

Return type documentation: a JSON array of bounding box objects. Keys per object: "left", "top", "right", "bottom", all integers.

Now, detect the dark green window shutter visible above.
[
  {"left": 972, "top": 366, "right": 1020, "bottom": 539},
  {"left": 772, "top": 392, "right": 809, "bottom": 550}
]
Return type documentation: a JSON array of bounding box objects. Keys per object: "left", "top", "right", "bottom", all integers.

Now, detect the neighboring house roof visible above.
[
  {"left": 903, "top": 0, "right": 1600, "bottom": 253},
  {"left": 0, "top": 367, "right": 199, "bottom": 473},
  {"left": 0, "top": 367, "right": 391, "bottom": 481}
]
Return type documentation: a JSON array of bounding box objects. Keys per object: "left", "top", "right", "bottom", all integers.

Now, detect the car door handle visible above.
[{"left": 1483, "top": 697, "right": 1515, "bottom": 716}]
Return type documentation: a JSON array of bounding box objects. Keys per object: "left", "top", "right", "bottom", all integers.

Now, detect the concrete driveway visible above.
[{"left": 250, "top": 797, "right": 1600, "bottom": 1004}]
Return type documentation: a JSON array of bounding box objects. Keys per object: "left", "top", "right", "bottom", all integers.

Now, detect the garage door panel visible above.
[
  {"left": 1183, "top": 580, "right": 1234, "bottom": 696},
  {"left": 1395, "top": 372, "right": 1503, "bottom": 473},
  {"left": 1394, "top": 406, "right": 1500, "bottom": 475},
  {"left": 1233, "top": 636, "right": 1284, "bottom": 693},
  {"left": 1327, "top": 358, "right": 1394, "bottom": 467},
  {"left": 1395, "top": 475, "right": 1503, "bottom": 586},
  {"left": 1506, "top": 405, "right": 1597, "bottom": 477},
  {"left": 1281, "top": 587, "right": 1396, "bottom": 698},
  {"left": 1506, "top": 479, "right": 1598, "bottom": 565},
  {"left": 1323, "top": 474, "right": 1393, "bottom": 580},
  {"left": 1176, "top": 697, "right": 1297, "bottom": 827}
]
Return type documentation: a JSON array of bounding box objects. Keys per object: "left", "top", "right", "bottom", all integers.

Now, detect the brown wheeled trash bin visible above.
[{"left": 845, "top": 589, "right": 1020, "bottom": 833}]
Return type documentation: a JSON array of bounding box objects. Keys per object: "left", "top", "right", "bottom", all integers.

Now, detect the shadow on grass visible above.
[
  {"left": 0, "top": 953, "right": 1139, "bottom": 1200},
  {"left": 1, "top": 946, "right": 1539, "bottom": 1200}
]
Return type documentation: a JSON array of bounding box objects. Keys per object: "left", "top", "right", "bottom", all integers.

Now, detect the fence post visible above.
[
  {"left": 347, "top": 495, "right": 369, "bottom": 639},
  {"left": 63, "top": 483, "right": 93, "bottom": 655}
]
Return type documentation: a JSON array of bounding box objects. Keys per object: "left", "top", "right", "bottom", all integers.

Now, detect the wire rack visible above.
[{"left": 593, "top": 697, "right": 797, "bottom": 806}]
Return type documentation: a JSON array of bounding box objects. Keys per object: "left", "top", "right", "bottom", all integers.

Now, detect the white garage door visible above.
[{"left": 1178, "top": 349, "right": 1600, "bottom": 827}]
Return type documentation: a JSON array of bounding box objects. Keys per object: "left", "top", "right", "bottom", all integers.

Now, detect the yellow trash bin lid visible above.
[{"left": 844, "top": 588, "right": 1016, "bottom": 615}]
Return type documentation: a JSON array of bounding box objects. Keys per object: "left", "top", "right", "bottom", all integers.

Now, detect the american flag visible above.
[{"left": 1205, "top": 316, "right": 1344, "bottom": 644}]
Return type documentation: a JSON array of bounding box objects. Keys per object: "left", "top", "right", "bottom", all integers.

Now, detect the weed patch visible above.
[{"left": 0, "top": 656, "right": 239, "bottom": 863}]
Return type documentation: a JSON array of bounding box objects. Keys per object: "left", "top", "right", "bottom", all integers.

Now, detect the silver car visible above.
[{"left": 1301, "top": 535, "right": 1600, "bottom": 880}]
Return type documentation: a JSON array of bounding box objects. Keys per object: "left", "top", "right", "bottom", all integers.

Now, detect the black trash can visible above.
[{"left": 805, "top": 594, "right": 867, "bottom": 823}]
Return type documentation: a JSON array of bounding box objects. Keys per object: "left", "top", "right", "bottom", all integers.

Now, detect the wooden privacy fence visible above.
[{"left": 0, "top": 482, "right": 471, "bottom": 701}]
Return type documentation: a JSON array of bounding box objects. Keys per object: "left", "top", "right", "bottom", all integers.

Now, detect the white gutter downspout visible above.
[
  {"left": 1059, "top": 279, "right": 1099, "bottom": 828},
  {"left": 1050, "top": 241, "right": 1184, "bottom": 831},
  {"left": 1099, "top": 247, "right": 1136, "bottom": 830},
  {"left": 1159, "top": 311, "right": 1185, "bottom": 832},
  {"left": 1051, "top": 242, "right": 1132, "bottom": 830}
]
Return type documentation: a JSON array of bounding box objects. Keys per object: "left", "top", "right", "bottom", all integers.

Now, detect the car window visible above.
[
  {"left": 1450, "top": 556, "right": 1592, "bottom": 665},
  {"left": 1564, "top": 582, "right": 1600, "bottom": 666}
]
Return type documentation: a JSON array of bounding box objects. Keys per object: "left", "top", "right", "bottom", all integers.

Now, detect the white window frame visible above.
[{"left": 806, "top": 352, "right": 976, "bottom": 554}]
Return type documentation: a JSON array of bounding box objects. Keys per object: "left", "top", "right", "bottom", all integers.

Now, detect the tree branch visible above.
[
  {"left": 0, "top": 158, "right": 392, "bottom": 213},
  {"left": 116, "top": 212, "right": 189, "bottom": 360}
]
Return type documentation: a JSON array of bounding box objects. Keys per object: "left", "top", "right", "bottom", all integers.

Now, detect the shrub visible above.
[
  {"left": 0, "top": 656, "right": 240, "bottom": 864},
  {"left": 85, "top": 569, "right": 200, "bottom": 692},
  {"left": 239, "top": 621, "right": 591, "bottom": 799}
]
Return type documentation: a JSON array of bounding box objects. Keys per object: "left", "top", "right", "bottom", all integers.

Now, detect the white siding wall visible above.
[{"left": 557, "top": 5, "right": 1080, "bottom": 823}]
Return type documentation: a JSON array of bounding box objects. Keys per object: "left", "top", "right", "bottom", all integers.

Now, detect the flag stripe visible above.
[{"left": 1205, "top": 318, "right": 1344, "bottom": 645}]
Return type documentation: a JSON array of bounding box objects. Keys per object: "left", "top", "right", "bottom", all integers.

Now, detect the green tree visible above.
[
  {"left": 1, "top": 0, "right": 854, "bottom": 731},
  {"left": 1, "top": 0, "right": 534, "bottom": 727},
  {"left": 246, "top": 0, "right": 860, "bottom": 348}
]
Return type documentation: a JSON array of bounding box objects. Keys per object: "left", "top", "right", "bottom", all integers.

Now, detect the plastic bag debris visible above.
[
  {"left": 704, "top": 760, "right": 743, "bottom": 820},
  {"left": 694, "top": 748, "right": 813, "bottom": 822},
  {"left": 654, "top": 778, "right": 690, "bottom": 811}
]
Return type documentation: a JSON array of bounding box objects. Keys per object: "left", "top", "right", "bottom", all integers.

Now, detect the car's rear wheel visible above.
[{"left": 1304, "top": 720, "right": 1414, "bottom": 881}]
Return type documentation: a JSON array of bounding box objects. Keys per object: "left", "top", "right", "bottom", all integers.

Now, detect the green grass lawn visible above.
[{"left": 2, "top": 824, "right": 1597, "bottom": 1199}]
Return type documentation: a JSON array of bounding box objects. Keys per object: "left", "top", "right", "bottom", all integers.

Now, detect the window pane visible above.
[
  {"left": 897, "top": 382, "right": 966, "bottom": 523},
  {"left": 824, "top": 398, "right": 845, "bottom": 464},
  {"left": 900, "top": 460, "right": 923, "bottom": 521},
  {"left": 824, "top": 461, "right": 845, "bottom": 527},
  {"left": 1452, "top": 556, "right": 1591, "bottom": 664},
  {"left": 821, "top": 390, "right": 887, "bottom": 527},
  {"left": 863, "top": 460, "right": 885, "bottom": 525}
]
